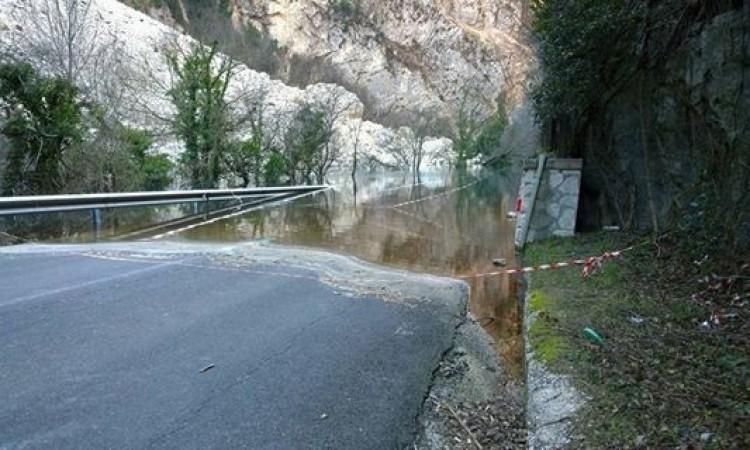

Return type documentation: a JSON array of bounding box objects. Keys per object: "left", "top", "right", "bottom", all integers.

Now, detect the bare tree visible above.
[
  {"left": 386, "top": 107, "right": 441, "bottom": 176},
  {"left": 350, "top": 119, "right": 363, "bottom": 180},
  {"left": 310, "top": 85, "right": 357, "bottom": 183},
  {"left": 13, "top": 0, "right": 124, "bottom": 106},
  {"left": 224, "top": 85, "right": 271, "bottom": 187}
]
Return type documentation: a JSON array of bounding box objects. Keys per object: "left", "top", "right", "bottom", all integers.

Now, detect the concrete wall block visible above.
[
  {"left": 546, "top": 202, "right": 561, "bottom": 218},
  {"left": 552, "top": 228, "right": 575, "bottom": 237},
  {"left": 533, "top": 212, "right": 555, "bottom": 230},
  {"left": 558, "top": 208, "right": 577, "bottom": 231},
  {"left": 560, "top": 194, "right": 579, "bottom": 209},
  {"left": 549, "top": 171, "right": 564, "bottom": 189},
  {"left": 559, "top": 176, "right": 580, "bottom": 195},
  {"left": 518, "top": 158, "right": 583, "bottom": 245}
]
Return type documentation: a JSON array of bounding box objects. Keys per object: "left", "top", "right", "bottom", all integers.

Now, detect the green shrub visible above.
[{"left": 0, "top": 62, "right": 82, "bottom": 195}]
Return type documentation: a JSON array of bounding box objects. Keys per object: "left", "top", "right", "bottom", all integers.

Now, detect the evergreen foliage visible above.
[
  {"left": 166, "top": 42, "right": 234, "bottom": 189},
  {"left": 282, "top": 106, "right": 327, "bottom": 185},
  {"left": 0, "top": 61, "right": 173, "bottom": 195},
  {"left": 453, "top": 95, "right": 507, "bottom": 168},
  {"left": 531, "top": 0, "right": 748, "bottom": 245},
  {"left": 0, "top": 62, "right": 82, "bottom": 195}
]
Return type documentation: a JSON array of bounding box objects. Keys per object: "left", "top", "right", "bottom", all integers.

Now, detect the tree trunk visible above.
[{"left": 638, "top": 74, "right": 660, "bottom": 233}]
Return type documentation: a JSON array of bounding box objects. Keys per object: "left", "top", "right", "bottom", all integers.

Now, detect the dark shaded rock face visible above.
[{"left": 574, "top": 10, "right": 749, "bottom": 232}]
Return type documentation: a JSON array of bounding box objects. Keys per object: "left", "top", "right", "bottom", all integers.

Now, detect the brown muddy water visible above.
[
  {"left": 178, "top": 171, "right": 523, "bottom": 377},
  {"left": 0, "top": 170, "right": 523, "bottom": 376}
]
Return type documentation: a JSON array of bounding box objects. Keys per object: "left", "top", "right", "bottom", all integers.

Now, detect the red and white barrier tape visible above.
[{"left": 458, "top": 248, "right": 632, "bottom": 279}]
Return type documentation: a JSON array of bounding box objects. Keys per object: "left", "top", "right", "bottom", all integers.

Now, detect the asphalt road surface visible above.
[{"left": 0, "top": 245, "right": 464, "bottom": 449}]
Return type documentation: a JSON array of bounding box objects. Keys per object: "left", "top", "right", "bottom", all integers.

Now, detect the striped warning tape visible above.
[
  {"left": 458, "top": 248, "right": 633, "bottom": 279},
  {"left": 146, "top": 188, "right": 330, "bottom": 240},
  {"left": 389, "top": 181, "right": 479, "bottom": 209}
]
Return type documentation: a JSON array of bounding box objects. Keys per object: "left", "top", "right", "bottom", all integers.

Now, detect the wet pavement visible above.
[{"left": 0, "top": 244, "right": 465, "bottom": 448}]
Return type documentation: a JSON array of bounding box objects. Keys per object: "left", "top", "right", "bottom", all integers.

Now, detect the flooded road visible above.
[
  {"left": 1, "top": 170, "right": 523, "bottom": 376},
  {"left": 178, "top": 171, "right": 524, "bottom": 376}
]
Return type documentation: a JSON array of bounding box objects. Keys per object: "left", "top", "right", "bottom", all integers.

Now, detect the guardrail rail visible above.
[{"left": 0, "top": 186, "right": 328, "bottom": 237}]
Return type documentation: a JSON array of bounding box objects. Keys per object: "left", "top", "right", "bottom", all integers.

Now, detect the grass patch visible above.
[
  {"left": 528, "top": 289, "right": 552, "bottom": 312},
  {"left": 528, "top": 289, "right": 569, "bottom": 365},
  {"left": 524, "top": 232, "right": 750, "bottom": 449},
  {"left": 528, "top": 318, "right": 568, "bottom": 365}
]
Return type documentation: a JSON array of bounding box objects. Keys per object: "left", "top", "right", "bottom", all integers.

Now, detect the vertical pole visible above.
[
  {"left": 192, "top": 202, "right": 199, "bottom": 215},
  {"left": 91, "top": 208, "right": 102, "bottom": 239},
  {"left": 203, "top": 194, "right": 209, "bottom": 218},
  {"left": 517, "top": 155, "right": 547, "bottom": 249}
]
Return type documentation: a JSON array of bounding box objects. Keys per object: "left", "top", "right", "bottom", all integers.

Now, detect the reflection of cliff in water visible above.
[{"left": 181, "top": 170, "right": 524, "bottom": 377}]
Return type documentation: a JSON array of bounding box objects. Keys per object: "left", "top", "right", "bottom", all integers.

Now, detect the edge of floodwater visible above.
[{"left": 0, "top": 240, "right": 468, "bottom": 309}]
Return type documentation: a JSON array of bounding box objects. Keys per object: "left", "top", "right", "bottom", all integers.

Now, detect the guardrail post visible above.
[
  {"left": 203, "top": 193, "right": 209, "bottom": 217},
  {"left": 91, "top": 208, "right": 102, "bottom": 238},
  {"left": 192, "top": 202, "right": 199, "bottom": 215}
]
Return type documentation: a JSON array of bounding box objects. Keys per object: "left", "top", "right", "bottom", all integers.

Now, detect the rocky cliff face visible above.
[
  {"left": 126, "top": 0, "right": 541, "bottom": 157},
  {"left": 239, "top": 0, "right": 534, "bottom": 115},
  {"left": 0, "top": 0, "right": 455, "bottom": 170}
]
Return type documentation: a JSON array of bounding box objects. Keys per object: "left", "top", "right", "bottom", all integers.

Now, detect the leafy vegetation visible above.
[
  {"left": 121, "top": 127, "right": 173, "bottom": 191},
  {"left": 0, "top": 62, "right": 82, "bottom": 195},
  {"left": 281, "top": 106, "right": 327, "bottom": 185},
  {"left": 453, "top": 94, "right": 507, "bottom": 168},
  {"left": 0, "top": 61, "right": 172, "bottom": 195},
  {"left": 531, "top": 0, "right": 748, "bottom": 244},
  {"left": 166, "top": 42, "right": 234, "bottom": 189}
]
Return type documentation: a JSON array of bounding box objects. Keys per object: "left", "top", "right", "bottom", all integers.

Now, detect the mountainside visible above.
[
  {"left": 124, "top": 0, "right": 540, "bottom": 157},
  {"left": 0, "top": 0, "right": 453, "bottom": 171}
]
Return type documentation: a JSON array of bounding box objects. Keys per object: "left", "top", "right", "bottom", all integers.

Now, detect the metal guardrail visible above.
[
  {"left": 0, "top": 186, "right": 327, "bottom": 215},
  {"left": 0, "top": 186, "right": 329, "bottom": 238}
]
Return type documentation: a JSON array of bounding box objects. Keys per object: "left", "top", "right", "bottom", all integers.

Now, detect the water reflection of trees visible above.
[{"left": 0, "top": 205, "right": 175, "bottom": 242}]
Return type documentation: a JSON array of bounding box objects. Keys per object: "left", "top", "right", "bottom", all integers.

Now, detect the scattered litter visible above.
[
  {"left": 320, "top": 413, "right": 328, "bottom": 420},
  {"left": 701, "top": 313, "right": 738, "bottom": 328},
  {"left": 492, "top": 258, "right": 507, "bottom": 267},
  {"left": 602, "top": 225, "right": 620, "bottom": 231},
  {"left": 582, "top": 327, "right": 605, "bottom": 345},
  {"left": 629, "top": 316, "right": 645, "bottom": 325},
  {"left": 506, "top": 211, "right": 518, "bottom": 219},
  {"left": 199, "top": 364, "right": 216, "bottom": 373}
]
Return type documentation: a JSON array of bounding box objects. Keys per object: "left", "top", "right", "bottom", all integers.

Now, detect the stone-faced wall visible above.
[{"left": 515, "top": 158, "right": 582, "bottom": 246}]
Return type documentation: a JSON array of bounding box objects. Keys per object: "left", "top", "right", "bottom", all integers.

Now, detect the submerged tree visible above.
[
  {"left": 282, "top": 105, "right": 326, "bottom": 185},
  {"left": 453, "top": 91, "right": 507, "bottom": 169}
]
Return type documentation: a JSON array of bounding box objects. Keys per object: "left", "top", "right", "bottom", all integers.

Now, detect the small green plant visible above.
[{"left": 263, "top": 151, "right": 286, "bottom": 186}]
